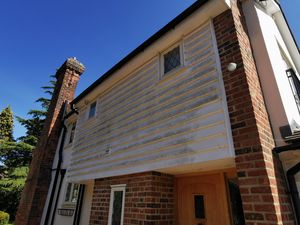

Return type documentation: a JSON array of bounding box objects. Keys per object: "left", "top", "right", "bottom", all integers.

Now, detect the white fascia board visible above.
[
  {"left": 273, "top": 11, "right": 300, "bottom": 75},
  {"left": 257, "top": 0, "right": 300, "bottom": 74},
  {"left": 223, "top": 0, "right": 231, "bottom": 8}
]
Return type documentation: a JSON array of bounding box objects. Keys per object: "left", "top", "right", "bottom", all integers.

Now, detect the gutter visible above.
[
  {"left": 274, "top": 144, "right": 300, "bottom": 153},
  {"left": 50, "top": 169, "right": 66, "bottom": 225}
]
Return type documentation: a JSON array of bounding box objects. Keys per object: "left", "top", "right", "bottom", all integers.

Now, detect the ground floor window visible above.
[
  {"left": 64, "top": 183, "right": 79, "bottom": 207},
  {"left": 108, "top": 184, "right": 126, "bottom": 225}
]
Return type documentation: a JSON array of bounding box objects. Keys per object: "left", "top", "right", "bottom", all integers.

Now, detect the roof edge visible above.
[
  {"left": 274, "top": 1, "right": 300, "bottom": 53},
  {"left": 72, "top": 0, "right": 210, "bottom": 105}
]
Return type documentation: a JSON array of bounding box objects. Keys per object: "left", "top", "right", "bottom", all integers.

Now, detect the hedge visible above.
[{"left": 0, "top": 211, "right": 9, "bottom": 225}]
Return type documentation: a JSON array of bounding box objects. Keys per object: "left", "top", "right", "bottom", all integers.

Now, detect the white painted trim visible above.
[
  {"left": 110, "top": 184, "right": 127, "bottom": 189},
  {"left": 209, "top": 19, "right": 235, "bottom": 157},
  {"left": 66, "top": 121, "right": 77, "bottom": 146},
  {"left": 108, "top": 184, "right": 126, "bottom": 225},
  {"left": 86, "top": 100, "right": 98, "bottom": 120},
  {"left": 61, "top": 183, "right": 78, "bottom": 209},
  {"left": 159, "top": 40, "right": 185, "bottom": 79}
]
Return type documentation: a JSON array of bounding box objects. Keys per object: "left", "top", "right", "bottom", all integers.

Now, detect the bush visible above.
[
  {"left": 0, "top": 167, "right": 28, "bottom": 221},
  {"left": 0, "top": 211, "right": 9, "bottom": 225}
]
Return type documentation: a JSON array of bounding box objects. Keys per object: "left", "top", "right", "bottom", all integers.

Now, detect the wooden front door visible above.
[{"left": 177, "top": 173, "right": 231, "bottom": 225}]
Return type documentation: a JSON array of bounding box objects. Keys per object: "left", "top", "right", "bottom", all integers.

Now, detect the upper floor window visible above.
[
  {"left": 88, "top": 101, "right": 97, "bottom": 118},
  {"left": 161, "top": 44, "right": 183, "bottom": 76},
  {"left": 280, "top": 48, "right": 300, "bottom": 114},
  {"left": 286, "top": 68, "right": 300, "bottom": 113},
  {"left": 69, "top": 122, "right": 76, "bottom": 144}
]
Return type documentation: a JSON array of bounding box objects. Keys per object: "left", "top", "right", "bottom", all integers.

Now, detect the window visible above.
[
  {"left": 64, "top": 183, "right": 79, "bottom": 206},
  {"left": 161, "top": 44, "right": 183, "bottom": 76},
  {"left": 88, "top": 101, "right": 97, "bottom": 118},
  {"left": 280, "top": 48, "right": 300, "bottom": 113},
  {"left": 68, "top": 122, "right": 76, "bottom": 144},
  {"left": 194, "top": 195, "right": 205, "bottom": 219},
  {"left": 108, "top": 184, "right": 126, "bottom": 225},
  {"left": 286, "top": 68, "right": 300, "bottom": 113}
]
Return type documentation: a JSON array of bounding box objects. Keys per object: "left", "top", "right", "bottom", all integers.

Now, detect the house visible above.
[{"left": 15, "top": 0, "right": 300, "bottom": 224}]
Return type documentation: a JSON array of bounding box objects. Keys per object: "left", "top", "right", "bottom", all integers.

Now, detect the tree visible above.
[
  {"left": 0, "top": 140, "right": 33, "bottom": 169},
  {"left": 0, "top": 106, "right": 33, "bottom": 169},
  {"left": 0, "top": 167, "right": 28, "bottom": 221},
  {"left": 16, "top": 75, "right": 56, "bottom": 147},
  {"left": 0, "top": 106, "right": 14, "bottom": 141},
  {"left": 0, "top": 75, "right": 56, "bottom": 223}
]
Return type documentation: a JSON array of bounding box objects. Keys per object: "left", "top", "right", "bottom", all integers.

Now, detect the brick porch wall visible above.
[
  {"left": 89, "top": 172, "right": 175, "bottom": 225},
  {"left": 213, "top": 0, "right": 295, "bottom": 224}
]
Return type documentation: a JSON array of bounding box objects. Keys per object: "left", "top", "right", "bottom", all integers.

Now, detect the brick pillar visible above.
[
  {"left": 15, "top": 58, "right": 85, "bottom": 225},
  {"left": 213, "top": 1, "right": 295, "bottom": 224},
  {"left": 89, "top": 172, "right": 175, "bottom": 225}
]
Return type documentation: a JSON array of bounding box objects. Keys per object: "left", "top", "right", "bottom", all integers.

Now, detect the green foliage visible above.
[
  {"left": 0, "top": 140, "right": 34, "bottom": 168},
  {"left": 16, "top": 75, "right": 56, "bottom": 146},
  {"left": 0, "top": 106, "right": 14, "bottom": 142},
  {"left": 0, "top": 76, "right": 56, "bottom": 222},
  {"left": 0, "top": 211, "right": 9, "bottom": 225},
  {"left": 15, "top": 116, "right": 43, "bottom": 147},
  {"left": 0, "top": 167, "right": 28, "bottom": 221},
  {"left": 0, "top": 75, "right": 56, "bottom": 222}
]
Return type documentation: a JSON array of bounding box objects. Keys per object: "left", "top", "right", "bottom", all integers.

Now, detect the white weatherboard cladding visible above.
[{"left": 68, "top": 22, "right": 234, "bottom": 182}]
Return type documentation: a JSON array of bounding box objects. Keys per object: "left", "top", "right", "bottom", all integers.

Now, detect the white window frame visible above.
[
  {"left": 62, "top": 183, "right": 79, "bottom": 208},
  {"left": 160, "top": 41, "right": 184, "bottom": 78},
  {"left": 108, "top": 184, "right": 126, "bottom": 225},
  {"left": 68, "top": 121, "right": 76, "bottom": 144},
  {"left": 87, "top": 100, "right": 97, "bottom": 119}
]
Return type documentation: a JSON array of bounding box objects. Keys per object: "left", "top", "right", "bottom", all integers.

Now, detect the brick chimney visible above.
[{"left": 14, "top": 58, "right": 85, "bottom": 225}]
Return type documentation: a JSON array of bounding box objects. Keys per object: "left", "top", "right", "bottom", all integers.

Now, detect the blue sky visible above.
[{"left": 0, "top": 0, "right": 299, "bottom": 139}]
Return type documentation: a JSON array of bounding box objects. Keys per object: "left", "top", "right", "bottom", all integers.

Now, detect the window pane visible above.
[
  {"left": 112, "top": 191, "right": 123, "bottom": 225},
  {"left": 89, "top": 102, "right": 96, "bottom": 118},
  {"left": 65, "top": 183, "right": 72, "bottom": 202},
  {"left": 71, "top": 184, "right": 79, "bottom": 203},
  {"left": 164, "top": 46, "right": 181, "bottom": 74},
  {"left": 69, "top": 122, "right": 76, "bottom": 144},
  {"left": 194, "top": 195, "right": 205, "bottom": 219},
  {"left": 286, "top": 69, "right": 300, "bottom": 112}
]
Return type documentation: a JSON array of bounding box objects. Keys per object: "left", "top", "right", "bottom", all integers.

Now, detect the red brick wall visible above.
[
  {"left": 89, "top": 172, "right": 175, "bottom": 225},
  {"left": 14, "top": 58, "right": 85, "bottom": 225},
  {"left": 213, "top": 0, "right": 295, "bottom": 224}
]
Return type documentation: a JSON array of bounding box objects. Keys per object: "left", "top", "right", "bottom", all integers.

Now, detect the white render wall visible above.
[
  {"left": 242, "top": 0, "right": 300, "bottom": 146},
  {"left": 40, "top": 130, "right": 94, "bottom": 225},
  {"left": 67, "top": 21, "right": 235, "bottom": 182}
]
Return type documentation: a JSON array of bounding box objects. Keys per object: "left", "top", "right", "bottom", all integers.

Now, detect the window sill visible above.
[
  {"left": 60, "top": 202, "right": 76, "bottom": 209},
  {"left": 64, "top": 143, "right": 74, "bottom": 149},
  {"left": 83, "top": 115, "right": 98, "bottom": 126},
  {"left": 160, "top": 65, "right": 188, "bottom": 81}
]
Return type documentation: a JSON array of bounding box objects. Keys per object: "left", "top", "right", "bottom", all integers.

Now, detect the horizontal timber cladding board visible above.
[
  {"left": 72, "top": 105, "right": 224, "bottom": 160},
  {"left": 67, "top": 22, "right": 234, "bottom": 181}
]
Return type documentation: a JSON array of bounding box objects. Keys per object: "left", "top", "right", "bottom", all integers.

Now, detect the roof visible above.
[
  {"left": 72, "top": 0, "right": 299, "bottom": 105},
  {"left": 71, "top": 0, "right": 210, "bottom": 105}
]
